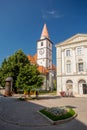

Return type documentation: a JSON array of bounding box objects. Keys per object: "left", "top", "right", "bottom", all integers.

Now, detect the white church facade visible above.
[{"left": 56, "top": 34, "right": 87, "bottom": 95}]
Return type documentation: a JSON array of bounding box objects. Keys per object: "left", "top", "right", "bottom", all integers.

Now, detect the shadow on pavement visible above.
[
  {"left": 37, "top": 95, "right": 61, "bottom": 100},
  {"left": 0, "top": 96, "right": 87, "bottom": 130}
]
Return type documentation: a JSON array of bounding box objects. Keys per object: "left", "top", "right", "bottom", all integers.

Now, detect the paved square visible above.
[{"left": 0, "top": 95, "right": 87, "bottom": 130}]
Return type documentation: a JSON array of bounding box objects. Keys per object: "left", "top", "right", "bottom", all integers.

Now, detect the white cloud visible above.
[
  {"left": 42, "top": 10, "right": 63, "bottom": 20},
  {"left": 47, "top": 10, "right": 56, "bottom": 15}
]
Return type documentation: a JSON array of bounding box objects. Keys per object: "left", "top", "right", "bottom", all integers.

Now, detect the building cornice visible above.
[
  {"left": 55, "top": 34, "right": 87, "bottom": 48},
  {"left": 56, "top": 39, "right": 87, "bottom": 48},
  {"left": 37, "top": 47, "right": 52, "bottom": 52},
  {"left": 57, "top": 73, "right": 87, "bottom": 77},
  {"left": 37, "top": 38, "right": 53, "bottom": 44},
  {"left": 37, "top": 57, "right": 52, "bottom": 60}
]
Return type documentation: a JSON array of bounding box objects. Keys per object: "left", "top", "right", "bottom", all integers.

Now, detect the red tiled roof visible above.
[
  {"left": 52, "top": 64, "right": 56, "bottom": 70},
  {"left": 27, "top": 54, "right": 56, "bottom": 75},
  {"left": 37, "top": 66, "right": 49, "bottom": 75},
  {"left": 27, "top": 55, "right": 36, "bottom": 64},
  {"left": 33, "top": 54, "right": 37, "bottom": 62}
]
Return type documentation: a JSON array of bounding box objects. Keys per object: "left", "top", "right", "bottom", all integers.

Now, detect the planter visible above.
[{"left": 60, "top": 91, "right": 66, "bottom": 97}]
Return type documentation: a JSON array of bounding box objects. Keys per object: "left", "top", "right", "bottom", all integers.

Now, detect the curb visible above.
[{"left": 38, "top": 111, "right": 78, "bottom": 125}]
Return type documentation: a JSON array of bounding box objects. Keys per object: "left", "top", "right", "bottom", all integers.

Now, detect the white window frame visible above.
[
  {"left": 66, "top": 63, "right": 71, "bottom": 73},
  {"left": 78, "top": 63, "right": 83, "bottom": 72},
  {"left": 76, "top": 47, "right": 83, "bottom": 55},
  {"left": 66, "top": 49, "right": 70, "bottom": 57}
]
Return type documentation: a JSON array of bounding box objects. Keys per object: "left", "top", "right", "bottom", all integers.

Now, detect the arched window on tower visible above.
[{"left": 41, "top": 42, "right": 43, "bottom": 46}]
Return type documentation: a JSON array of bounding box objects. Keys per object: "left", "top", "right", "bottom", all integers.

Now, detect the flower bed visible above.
[
  {"left": 44, "top": 106, "right": 69, "bottom": 116},
  {"left": 39, "top": 106, "right": 76, "bottom": 122}
]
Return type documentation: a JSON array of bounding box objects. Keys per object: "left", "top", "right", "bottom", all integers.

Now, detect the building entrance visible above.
[
  {"left": 83, "top": 84, "right": 87, "bottom": 94},
  {"left": 78, "top": 80, "right": 86, "bottom": 94}
]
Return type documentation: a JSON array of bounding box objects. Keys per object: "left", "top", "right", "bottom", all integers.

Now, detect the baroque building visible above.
[{"left": 56, "top": 34, "right": 87, "bottom": 95}]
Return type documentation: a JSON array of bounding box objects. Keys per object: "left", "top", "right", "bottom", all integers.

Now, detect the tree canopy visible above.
[
  {"left": 0, "top": 50, "right": 43, "bottom": 92},
  {"left": 16, "top": 64, "right": 43, "bottom": 91}
]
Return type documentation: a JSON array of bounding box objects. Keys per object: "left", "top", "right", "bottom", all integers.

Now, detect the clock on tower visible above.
[{"left": 39, "top": 48, "right": 44, "bottom": 55}]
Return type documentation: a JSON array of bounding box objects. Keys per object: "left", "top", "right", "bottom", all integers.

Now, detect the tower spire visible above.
[{"left": 40, "top": 24, "right": 50, "bottom": 39}]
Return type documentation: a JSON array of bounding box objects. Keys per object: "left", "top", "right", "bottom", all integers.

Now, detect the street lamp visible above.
[{"left": 50, "top": 72, "right": 54, "bottom": 92}]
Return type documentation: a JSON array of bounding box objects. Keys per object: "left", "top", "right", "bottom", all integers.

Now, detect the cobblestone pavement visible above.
[{"left": 0, "top": 94, "right": 87, "bottom": 130}]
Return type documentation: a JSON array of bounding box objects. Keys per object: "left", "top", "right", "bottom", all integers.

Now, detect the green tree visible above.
[
  {"left": 0, "top": 49, "right": 43, "bottom": 95},
  {"left": 0, "top": 50, "right": 30, "bottom": 90},
  {"left": 16, "top": 64, "right": 43, "bottom": 96}
]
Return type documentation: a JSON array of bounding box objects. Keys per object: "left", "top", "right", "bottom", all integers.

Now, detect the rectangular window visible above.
[
  {"left": 41, "top": 42, "right": 43, "bottom": 46},
  {"left": 66, "top": 50, "right": 70, "bottom": 56},
  {"left": 77, "top": 47, "right": 82, "bottom": 55},
  {"left": 78, "top": 63, "right": 83, "bottom": 72},
  {"left": 67, "top": 64, "right": 71, "bottom": 73}
]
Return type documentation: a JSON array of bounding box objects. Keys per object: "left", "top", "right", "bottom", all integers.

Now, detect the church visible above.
[{"left": 27, "top": 24, "right": 56, "bottom": 90}]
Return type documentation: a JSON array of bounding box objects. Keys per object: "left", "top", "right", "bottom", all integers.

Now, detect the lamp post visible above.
[{"left": 50, "top": 72, "right": 54, "bottom": 92}]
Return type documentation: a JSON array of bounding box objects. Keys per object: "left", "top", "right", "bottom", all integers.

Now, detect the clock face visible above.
[{"left": 39, "top": 49, "right": 44, "bottom": 55}]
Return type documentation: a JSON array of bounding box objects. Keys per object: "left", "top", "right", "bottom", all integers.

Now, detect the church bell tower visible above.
[{"left": 37, "top": 24, "right": 53, "bottom": 68}]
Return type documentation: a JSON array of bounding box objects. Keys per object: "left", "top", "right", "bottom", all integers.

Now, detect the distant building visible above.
[
  {"left": 28, "top": 24, "right": 56, "bottom": 90},
  {"left": 56, "top": 34, "right": 87, "bottom": 95}
]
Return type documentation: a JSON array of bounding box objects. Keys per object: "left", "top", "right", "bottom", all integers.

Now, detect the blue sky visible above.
[{"left": 0, "top": 0, "right": 87, "bottom": 65}]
